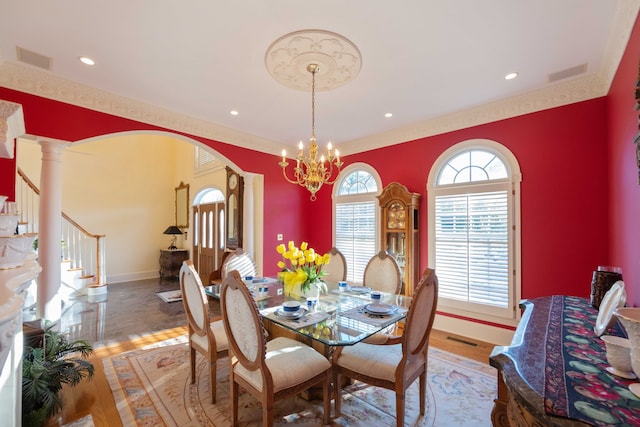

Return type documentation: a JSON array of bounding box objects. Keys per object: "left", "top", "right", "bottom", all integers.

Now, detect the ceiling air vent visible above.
[
  {"left": 548, "top": 63, "right": 587, "bottom": 83},
  {"left": 16, "top": 46, "right": 52, "bottom": 71}
]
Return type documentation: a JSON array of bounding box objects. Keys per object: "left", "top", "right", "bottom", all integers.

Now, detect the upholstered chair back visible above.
[
  {"left": 221, "top": 248, "right": 257, "bottom": 279},
  {"left": 403, "top": 268, "right": 438, "bottom": 359},
  {"left": 181, "top": 260, "right": 210, "bottom": 337},
  {"left": 363, "top": 250, "right": 402, "bottom": 294},
  {"left": 322, "top": 247, "right": 347, "bottom": 290},
  {"left": 221, "top": 270, "right": 266, "bottom": 372}
]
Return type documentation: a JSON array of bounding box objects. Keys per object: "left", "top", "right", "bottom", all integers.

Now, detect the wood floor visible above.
[{"left": 40, "top": 278, "right": 497, "bottom": 427}]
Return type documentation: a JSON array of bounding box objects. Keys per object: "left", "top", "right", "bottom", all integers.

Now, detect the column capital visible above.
[{"left": 0, "top": 100, "right": 25, "bottom": 159}]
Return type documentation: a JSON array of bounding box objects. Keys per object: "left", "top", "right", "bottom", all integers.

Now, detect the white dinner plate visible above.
[
  {"left": 364, "top": 303, "right": 397, "bottom": 315},
  {"left": 594, "top": 280, "right": 626, "bottom": 337},
  {"left": 348, "top": 286, "right": 371, "bottom": 294},
  {"left": 276, "top": 307, "right": 307, "bottom": 319},
  {"left": 606, "top": 366, "right": 636, "bottom": 379}
]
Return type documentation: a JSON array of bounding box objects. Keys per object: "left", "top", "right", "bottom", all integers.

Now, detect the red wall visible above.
[
  {"left": 607, "top": 14, "right": 640, "bottom": 306},
  {"left": 0, "top": 87, "right": 307, "bottom": 274},
  {"left": 313, "top": 100, "right": 610, "bottom": 301}
]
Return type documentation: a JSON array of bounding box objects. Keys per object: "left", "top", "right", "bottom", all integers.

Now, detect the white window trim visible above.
[
  {"left": 427, "top": 139, "right": 522, "bottom": 327},
  {"left": 332, "top": 163, "right": 382, "bottom": 283},
  {"left": 332, "top": 163, "right": 382, "bottom": 248}
]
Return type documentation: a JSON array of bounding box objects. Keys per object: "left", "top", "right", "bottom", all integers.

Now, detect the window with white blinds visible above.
[
  {"left": 333, "top": 164, "right": 381, "bottom": 284},
  {"left": 435, "top": 189, "right": 509, "bottom": 308},
  {"left": 335, "top": 201, "right": 377, "bottom": 283},
  {"left": 428, "top": 141, "right": 521, "bottom": 322}
]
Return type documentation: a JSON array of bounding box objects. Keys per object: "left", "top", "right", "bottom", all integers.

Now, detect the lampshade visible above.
[
  {"left": 163, "top": 226, "right": 183, "bottom": 235},
  {"left": 163, "top": 226, "right": 183, "bottom": 250}
]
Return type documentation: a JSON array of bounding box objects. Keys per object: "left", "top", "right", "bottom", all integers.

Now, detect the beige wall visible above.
[{"left": 17, "top": 134, "right": 226, "bottom": 283}]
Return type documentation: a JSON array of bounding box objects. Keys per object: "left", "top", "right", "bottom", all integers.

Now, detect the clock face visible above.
[{"left": 228, "top": 173, "right": 238, "bottom": 190}]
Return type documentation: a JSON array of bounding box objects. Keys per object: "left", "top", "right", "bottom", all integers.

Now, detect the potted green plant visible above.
[{"left": 22, "top": 323, "right": 94, "bottom": 427}]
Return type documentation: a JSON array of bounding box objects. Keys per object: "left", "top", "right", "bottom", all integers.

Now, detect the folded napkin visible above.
[
  {"left": 260, "top": 306, "right": 330, "bottom": 329},
  {"left": 339, "top": 304, "right": 408, "bottom": 327}
]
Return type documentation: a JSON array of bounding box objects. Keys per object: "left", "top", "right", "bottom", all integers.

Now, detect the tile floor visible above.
[{"left": 23, "top": 276, "right": 220, "bottom": 348}]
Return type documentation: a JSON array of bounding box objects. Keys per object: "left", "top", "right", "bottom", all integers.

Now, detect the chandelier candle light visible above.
[{"left": 279, "top": 64, "right": 343, "bottom": 201}]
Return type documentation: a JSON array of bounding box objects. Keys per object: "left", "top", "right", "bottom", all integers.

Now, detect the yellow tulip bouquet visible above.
[{"left": 276, "top": 241, "right": 330, "bottom": 297}]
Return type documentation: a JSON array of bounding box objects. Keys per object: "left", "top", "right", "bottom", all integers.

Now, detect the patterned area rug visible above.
[{"left": 103, "top": 337, "right": 496, "bottom": 426}]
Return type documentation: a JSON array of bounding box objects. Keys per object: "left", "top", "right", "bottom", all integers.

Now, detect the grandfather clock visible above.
[
  {"left": 225, "top": 166, "right": 244, "bottom": 250},
  {"left": 378, "top": 182, "right": 421, "bottom": 296}
]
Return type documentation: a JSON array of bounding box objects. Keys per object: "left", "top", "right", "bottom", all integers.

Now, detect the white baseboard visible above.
[
  {"left": 107, "top": 270, "right": 159, "bottom": 284},
  {"left": 433, "top": 314, "right": 515, "bottom": 346}
]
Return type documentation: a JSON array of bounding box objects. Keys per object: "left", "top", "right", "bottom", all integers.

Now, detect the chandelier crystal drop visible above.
[{"left": 279, "top": 64, "right": 343, "bottom": 201}]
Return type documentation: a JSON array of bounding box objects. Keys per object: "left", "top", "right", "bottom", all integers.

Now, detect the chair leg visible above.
[
  {"left": 419, "top": 371, "right": 426, "bottom": 415},
  {"left": 231, "top": 376, "right": 239, "bottom": 426},
  {"left": 263, "top": 402, "right": 273, "bottom": 427},
  {"left": 322, "top": 372, "right": 331, "bottom": 425},
  {"left": 210, "top": 353, "right": 216, "bottom": 404},
  {"left": 395, "top": 391, "right": 405, "bottom": 427},
  {"left": 190, "top": 346, "right": 196, "bottom": 384},
  {"left": 333, "top": 371, "right": 342, "bottom": 416}
]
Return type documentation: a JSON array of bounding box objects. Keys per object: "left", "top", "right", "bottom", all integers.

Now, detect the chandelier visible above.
[{"left": 279, "top": 64, "right": 343, "bottom": 201}]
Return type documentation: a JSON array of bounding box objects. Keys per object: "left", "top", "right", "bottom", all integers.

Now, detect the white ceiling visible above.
[{"left": 0, "top": 1, "right": 638, "bottom": 156}]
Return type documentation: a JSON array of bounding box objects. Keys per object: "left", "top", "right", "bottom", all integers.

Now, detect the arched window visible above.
[
  {"left": 333, "top": 164, "right": 382, "bottom": 283},
  {"left": 428, "top": 139, "right": 522, "bottom": 323}
]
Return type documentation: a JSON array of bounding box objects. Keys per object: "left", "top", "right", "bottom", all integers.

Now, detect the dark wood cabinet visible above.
[
  {"left": 378, "top": 182, "right": 421, "bottom": 296},
  {"left": 159, "top": 249, "right": 189, "bottom": 278}
]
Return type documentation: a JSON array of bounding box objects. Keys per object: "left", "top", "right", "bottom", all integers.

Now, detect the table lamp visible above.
[{"left": 163, "top": 226, "right": 183, "bottom": 250}]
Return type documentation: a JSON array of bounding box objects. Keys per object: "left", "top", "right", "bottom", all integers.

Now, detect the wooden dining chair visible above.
[
  {"left": 221, "top": 247, "right": 257, "bottom": 279},
  {"left": 363, "top": 250, "right": 402, "bottom": 294},
  {"left": 220, "top": 270, "right": 332, "bottom": 427},
  {"left": 322, "top": 247, "right": 347, "bottom": 291},
  {"left": 179, "top": 260, "right": 229, "bottom": 403},
  {"left": 208, "top": 250, "right": 232, "bottom": 284},
  {"left": 332, "top": 268, "right": 438, "bottom": 427}
]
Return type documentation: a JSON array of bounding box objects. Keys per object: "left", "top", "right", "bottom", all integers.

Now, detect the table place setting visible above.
[
  {"left": 330, "top": 281, "right": 375, "bottom": 298},
  {"left": 260, "top": 302, "right": 330, "bottom": 329},
  {"left": 339, "top": 303, "right": 408, "bottom": 326}
]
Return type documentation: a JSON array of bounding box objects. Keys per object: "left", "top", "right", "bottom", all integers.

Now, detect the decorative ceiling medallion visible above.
[{"left": 265, "top": 29, "right": 362, "bottom": 92}]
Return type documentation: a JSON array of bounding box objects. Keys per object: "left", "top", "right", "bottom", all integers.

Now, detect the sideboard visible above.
[
  {"left": 159, "top": 249, "right": 189, "bottom": 278},
  {"left": 490, "top": 296, "right": 639, "bottom": 427}
]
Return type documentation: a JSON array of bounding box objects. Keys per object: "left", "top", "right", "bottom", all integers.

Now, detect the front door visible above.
[{"left": 193, "top": 202, "right": 225, "bottom": 285}]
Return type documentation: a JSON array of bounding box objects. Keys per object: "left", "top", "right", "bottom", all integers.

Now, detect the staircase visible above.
[{"left": 16, "top": 168, "right": 107, "bottom": 300}]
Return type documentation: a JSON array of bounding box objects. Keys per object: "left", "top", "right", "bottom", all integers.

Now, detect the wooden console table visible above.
[
  {"left": 159, "top": 249, "right": 188, "bottom": 278},
  {"left": 489, "top": 296, "right": 636, "bottom": 427}
]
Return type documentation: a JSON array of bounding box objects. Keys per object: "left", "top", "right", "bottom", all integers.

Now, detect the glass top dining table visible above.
[{"left": 205, "top": 278, "right": 410, "bottom": 346}]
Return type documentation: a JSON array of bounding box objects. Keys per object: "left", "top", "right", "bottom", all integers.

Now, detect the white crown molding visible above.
[
  {"left": 339, "top": 73, "right": 609, "bottom": 155},
  {"left": 0, "top": 61, "right": 280, "bottom": 155},
  {"left": 338, "top": 0, "right": 640, "bottom": 156},
  {"left": 0, "top": 0, "right": 637, "bottom": 158}
]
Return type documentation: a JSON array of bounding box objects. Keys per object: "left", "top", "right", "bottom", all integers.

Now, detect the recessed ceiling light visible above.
[
  {"left": 79, "top": 56, "right": 95, "bottom": 66},
  {"left": 505, "top": 72, "right": 518, "bottom": 80},
  {"left": 385, "top": 113, "right": 393, "bottom": 118},
  {"left": 230, "top": 110, "right": 239, "bottom": 116}
]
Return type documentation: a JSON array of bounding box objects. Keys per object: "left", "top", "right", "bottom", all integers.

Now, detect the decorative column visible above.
[{"left": 37, "top": 138, "right": 66, "bottom": 321}]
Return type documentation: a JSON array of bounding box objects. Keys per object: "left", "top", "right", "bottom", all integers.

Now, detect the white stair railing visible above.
[{"left": 16, "top": 168, "right": 106, "bottom": 286}]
